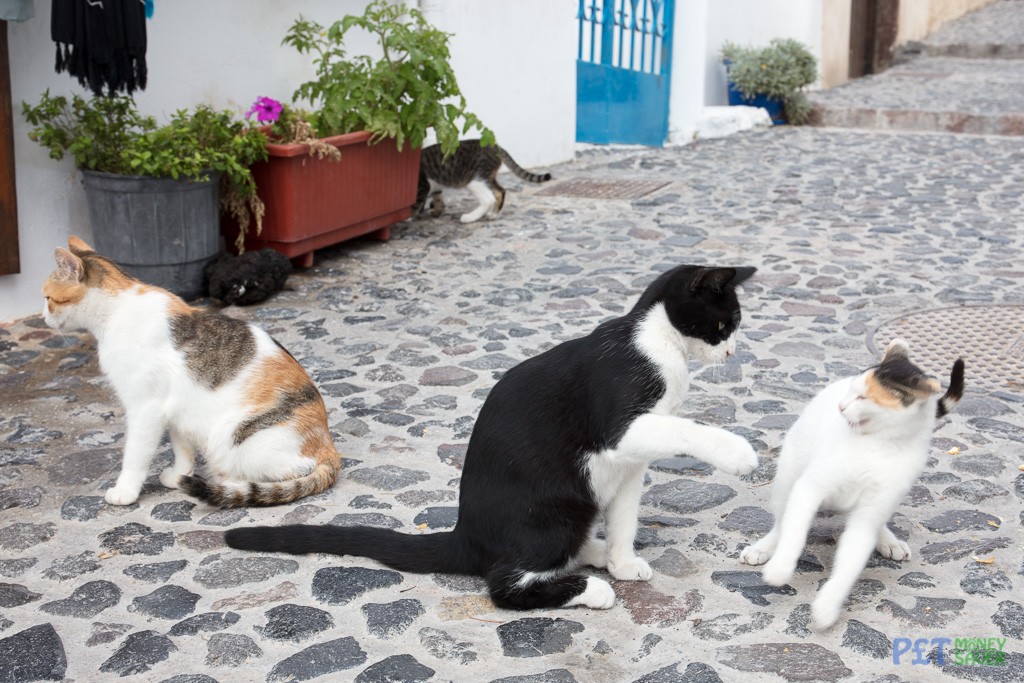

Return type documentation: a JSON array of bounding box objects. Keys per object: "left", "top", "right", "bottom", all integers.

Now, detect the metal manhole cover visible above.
[
  {"left": 535, "top": 177, "right": 671, "bottom": 200},
  {"left": 868, "top": 305, "right": 1024, "bottom": 396}
]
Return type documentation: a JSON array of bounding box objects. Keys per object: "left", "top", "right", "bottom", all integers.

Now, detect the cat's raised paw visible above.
[
  {"left": 566, "top": 577, "right": 616, "bottom": 609},
  {"left": 810, "top": 598, "right": 843, "bottom": 632},
  {"left": 877, "top": 538, "right": 911, "bottom": 561},
  {"left": 104, "top": 486, "right": 140, "bottom": 506},
  {"left": 740, "top": 544, "right": 772, "bottom": 566},
  {"left": 718, "top": 438, "right": 758, "bottom": 476},
  {"left": 760, "top": 559, "right": 794, "bottom": 587},
  {"left": 608, "top": 556, "right": 653, "bottom": 581}
]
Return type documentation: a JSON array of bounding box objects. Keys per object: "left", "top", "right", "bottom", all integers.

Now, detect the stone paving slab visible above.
[
  {"left": 2, "top": 126, "right": 1024, "bottom": 682},
  {"left": 916, "top": 0, "right": 1024, "bottom": 58}
]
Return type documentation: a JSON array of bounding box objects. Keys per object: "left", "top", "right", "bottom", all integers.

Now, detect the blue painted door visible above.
[{"left": 576, "top": 0, "right": 675, "bottom": 146}]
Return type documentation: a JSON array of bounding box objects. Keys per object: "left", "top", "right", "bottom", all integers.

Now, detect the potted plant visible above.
[
  {"left": 225, "top": 0, "right": 494, "bottom": 266},
  {"left": 22, "top": 92, "right": 267, "bottom": 298},
  {"left": 721, "top": 38, "right": 817, "bottom": 125}
]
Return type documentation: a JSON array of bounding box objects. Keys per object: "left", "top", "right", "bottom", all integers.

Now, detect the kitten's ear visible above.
[
  {"left": 905, "top": 376, "right": 942, "bottom": 397},
  {"left": 731, "top": 266, "right": 757, "bottom": 286},
  {"left": 690, "top": 266, "right": 756, "bottom": 293},
  {"left": 54, "top": 248, "right": 85, "bottom": 282},
  {"left": 67, "top": 235, "right": 94, "bottom": 255},
  {"left": 883, "top": 338, "right": 911, "bottom": 361}
]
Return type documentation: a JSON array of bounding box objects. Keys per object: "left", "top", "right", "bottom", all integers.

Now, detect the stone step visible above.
[
  {"left": 914, "top": 0, "right": 1024, "bottom": 59},
  {"left": 907, "top": 39, "right": 1024, "bottom": 60},
  {"left": 808, "top": 56, "right": 1024, "bottom": 135}
]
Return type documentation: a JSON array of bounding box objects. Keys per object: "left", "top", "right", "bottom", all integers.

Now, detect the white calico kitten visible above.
[
  {"left": 740, "top": 339, "right": 965, "bottom": 630},
  {"left": 42, "top": 237, "right": 341, "bottom": 507}
]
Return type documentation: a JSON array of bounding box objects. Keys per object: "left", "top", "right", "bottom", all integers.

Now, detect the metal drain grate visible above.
[
  {"left": 868, "top": 305, "right": 1024, "bottom": 395},
  {"left": 535, "top": 177, "right": 671, "bottom": 200}
]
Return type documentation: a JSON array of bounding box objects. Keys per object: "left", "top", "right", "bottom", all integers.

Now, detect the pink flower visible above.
[{"left": 246, "top": 96, "right": 283, "bottom": 124}]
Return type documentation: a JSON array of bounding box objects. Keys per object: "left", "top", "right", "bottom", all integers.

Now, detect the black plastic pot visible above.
[{"left": 81, "top": 170, "right": 221, "bottom": 299}]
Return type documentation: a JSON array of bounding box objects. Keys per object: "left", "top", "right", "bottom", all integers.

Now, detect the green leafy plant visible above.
[
  {"left": 22, "top": 91, "right": 269, "bottom": 246},
  {"left": 245, "top": 96, "right": 342, "bottom": 161},
  {"left": 21, "top": 93, "right": 151, "bottom": 172},
  {"left": 282, "top": 0, "right": 493, "bottom": 155},
  {"left": 721, "top": 38, "right": 817, "bottom": 125}
]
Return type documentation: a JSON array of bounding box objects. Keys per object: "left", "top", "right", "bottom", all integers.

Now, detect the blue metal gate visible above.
[{"left": 576, "top": 0, "right": 675, "bottom": 146}]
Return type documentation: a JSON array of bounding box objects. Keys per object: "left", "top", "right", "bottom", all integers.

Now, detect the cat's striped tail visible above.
[
  {"left": 496, "top": 147, "right": 552, "bottom": 183},
  {"left": 179, "top": 458, "right": 340, "bottom": 507},
  {"left": 224, "top": 524, "right": 475, "bottom": 575},
  {"left": 936, "top": 359, "right": 965, "bottom": 418}
]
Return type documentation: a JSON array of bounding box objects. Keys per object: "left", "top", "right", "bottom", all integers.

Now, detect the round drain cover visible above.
[{"left": 868, "top": 305, "right": 1024, "bottom": 396}]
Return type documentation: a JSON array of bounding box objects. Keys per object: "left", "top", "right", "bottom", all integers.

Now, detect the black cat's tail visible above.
[
  {"left": 936, "top": 358, "right": 965, "bottom": 418},
  {"left": 496, "top": 146, "right": 552, "bottom": 183},
  {"left": 223, "top": 525, "right": 474, "bottom": 575}
]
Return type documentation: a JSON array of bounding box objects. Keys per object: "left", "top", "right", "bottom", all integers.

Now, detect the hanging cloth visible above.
[
  {"left": 0, "top": 0, "right": 35, "bottom": 22},
  {"left": 51, "top": 0, "right": 148, "bottom": 97}
]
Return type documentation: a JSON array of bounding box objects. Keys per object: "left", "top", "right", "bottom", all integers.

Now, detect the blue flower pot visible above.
[{"left": 726, "top": 83, "right": 786, "bottom": 125}]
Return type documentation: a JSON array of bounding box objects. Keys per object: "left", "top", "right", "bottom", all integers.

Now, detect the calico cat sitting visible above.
[
  {"left": 42, "top": 237, "right": 341, "bottom": 507},
  {"left": 414, "top": 139, "right": 551, "bottom": 224},
  {"left": 740, "top": 339, "right": 964, "bottom": 630},
  {"left": 227, "top": 265, "right": 758, "bottom": 610}
]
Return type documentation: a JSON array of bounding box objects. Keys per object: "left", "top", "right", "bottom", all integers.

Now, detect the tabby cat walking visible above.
[
  {"left": 228, "top": 265, "right": 758, "bottom": 610},
  {"left": 414, "top": 139, "right": 551, "bottom": 223},
  {"left": 740, "top": 339, "right": 964, "bottom": 630},
  {"left": 42, "top": 237, "right": 341, "bottom": 507}
]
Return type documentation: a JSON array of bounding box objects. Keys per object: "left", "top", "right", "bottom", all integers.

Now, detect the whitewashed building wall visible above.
[
  {"left": 669, "top": 0, "right": 825, "bottom": 144},
  {"left": 1, "top": 0, "right": 576, "bottom": 321},
  {"left": 11, "top": 0, "right": 978, "bottom": 320}
]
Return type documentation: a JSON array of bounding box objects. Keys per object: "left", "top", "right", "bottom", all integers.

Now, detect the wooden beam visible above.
[
  {"left": 848, "top": 0, "right": 876, "bottom": 79},
  {"left": 0, "top": 19, "right": 21, "bottom": 276},
  {"left": 873, "top": 0, "right": 900, "bottom": 74}
]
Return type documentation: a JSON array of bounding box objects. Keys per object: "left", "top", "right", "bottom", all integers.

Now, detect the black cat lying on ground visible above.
[
  {"left": 206, "top": 249, "right": 291, "bottom": 306},
  {"left": 227, "top": 264, "right": 758, "bottom": 610}
]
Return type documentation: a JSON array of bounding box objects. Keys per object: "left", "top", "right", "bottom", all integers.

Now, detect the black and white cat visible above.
[
  {"left": 740, "top": 339, "right": 964, "bottom": 630},
  {"left": 227, "top": 265, "right": 758, "bottom": 610},
  {"left": 414, "top": 139, "right": 551, "bottom": 223}
]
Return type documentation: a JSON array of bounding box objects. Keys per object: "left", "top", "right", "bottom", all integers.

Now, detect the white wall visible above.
[
  {"left": 703, "top": 0, "right": 823, "bottom": 105},
  {"left": 668, "top": 0, "right": 711, "bottom": 144},
  {"left": 668, "top": 0, "right": 825, "bottom": 144},
  {"left": 1, "top": 0, "right": 577, "bottom": 322},
  {"left": 417, "top": 0, "right": 576, "bottom": 169},
  {"left": 897, "top": 0, "right": 994, "bottom": 43},
  {"left": 820, "top": 0, "right": 852, "bottom": 89}
]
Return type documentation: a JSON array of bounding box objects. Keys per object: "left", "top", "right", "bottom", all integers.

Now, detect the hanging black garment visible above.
[{"left": 51, "top": 0, "right": 147, "bottom": 96}]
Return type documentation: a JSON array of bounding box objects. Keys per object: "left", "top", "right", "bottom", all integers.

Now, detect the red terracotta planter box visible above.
[{"left": 224, "top": 130, "right": 421, "bottom": 266}]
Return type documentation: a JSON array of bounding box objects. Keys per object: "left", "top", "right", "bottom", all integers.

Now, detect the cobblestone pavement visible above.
[{"left": 2, "top": 124, "right": 1023, "bottom": 682}]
